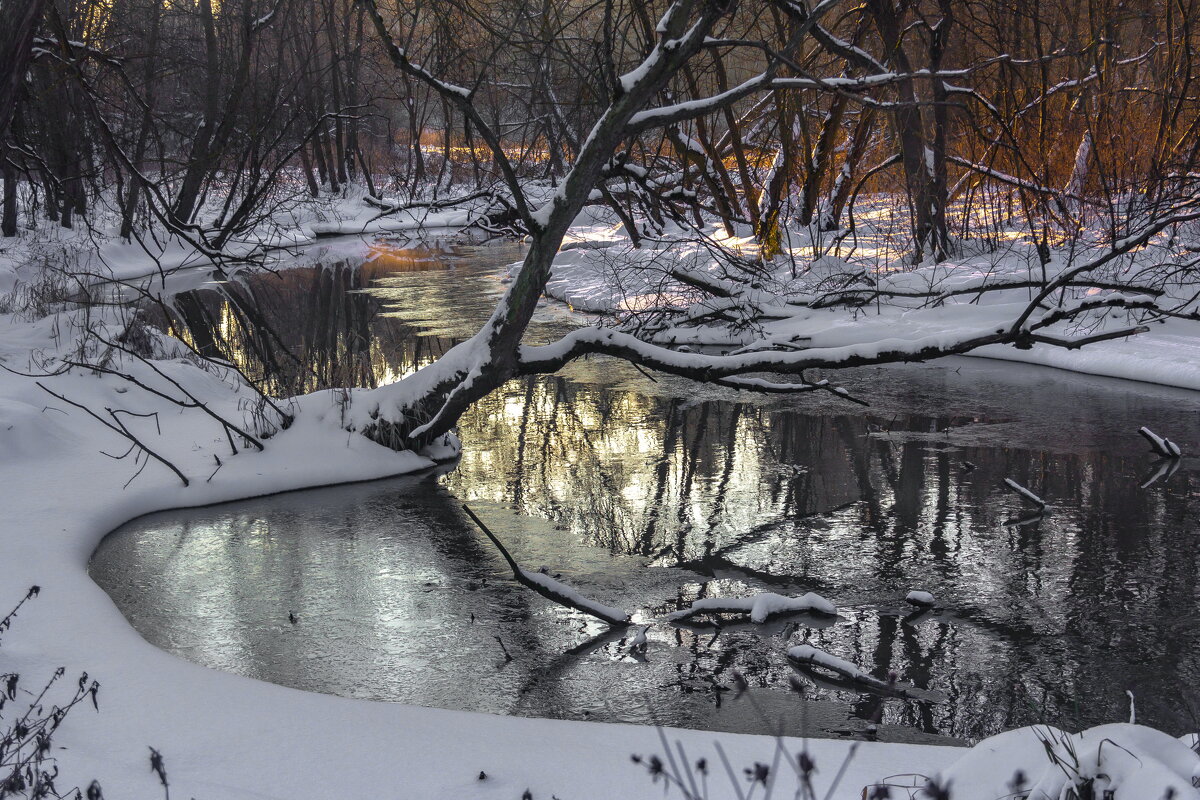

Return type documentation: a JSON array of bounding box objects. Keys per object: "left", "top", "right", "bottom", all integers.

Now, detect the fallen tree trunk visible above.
[
  {"left": 462, "top": 504, "right": 630, "bottom": 627},
  {"left": 667, "top": 592, "right": 836, "bottom": 624},
  {"left": 788, "top": 644, "right": 935, "bottom": 701}
]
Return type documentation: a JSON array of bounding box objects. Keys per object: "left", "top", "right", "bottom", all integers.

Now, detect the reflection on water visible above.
[
  {"left": 95, "top": 241, "right": 1200, "bottom": 743},
  {"left": 148, "top": 241, "right": 531, "bottom": 395},
  {"left": 444, "top": 360, "right": 1200, "bottom": 742}
]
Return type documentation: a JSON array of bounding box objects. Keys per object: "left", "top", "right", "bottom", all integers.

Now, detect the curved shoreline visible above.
[
  {"left": 3, "top": 231, "right": 1194, "bottom": 798},
  {"left": 0, "top": 337, "right": 963, "bottom": 799}
]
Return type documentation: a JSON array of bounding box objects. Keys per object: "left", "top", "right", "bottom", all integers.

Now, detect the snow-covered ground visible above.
[
  {"left": 0, "top": 184, "right": 521, "bottom": 295},
  {"left": 2, "top": 191, "right": 1199, "bottom": 798},
  {"left": 525, "top": 212, "right": 1200, "bottom": 392}
]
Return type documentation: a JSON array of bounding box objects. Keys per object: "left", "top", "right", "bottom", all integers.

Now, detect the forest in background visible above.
[
  {"left": 3, "top": 0, "right": 1200, "bottom": 264},
  {"left": 1, "top": 7, "right": 1200, "bottom": 796}
]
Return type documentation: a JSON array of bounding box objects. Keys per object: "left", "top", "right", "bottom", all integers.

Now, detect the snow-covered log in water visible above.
[
  {"left": 667, "top": 591, "right": 836, "bottom": 624},
  {"left": 1138, "top": 426, "right": 1183, "bottom": 458},
  {"left": 787, "top": 644, "right": 931, "bottom": 700},
  {"left": 1002, "top": 478, "right": 1046, "bottom": 508}
]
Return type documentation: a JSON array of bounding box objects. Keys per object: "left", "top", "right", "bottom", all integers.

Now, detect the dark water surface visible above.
[{"left": 91, "top": 240, "right": 1200, "bottom": 744}]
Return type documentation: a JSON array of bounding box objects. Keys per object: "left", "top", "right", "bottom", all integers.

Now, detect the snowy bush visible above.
[
  {"left": 909, "top": 723, "right": 1200, "bottom": 800},
  {"left": 633, "top": 685, "right": 1200, "bottom": 800},
  {"left": 0, "top": 587, "right": 100, "bottom": 799},
  {"left": 0, "top": 263, "right": 82, "bottom": 321}
]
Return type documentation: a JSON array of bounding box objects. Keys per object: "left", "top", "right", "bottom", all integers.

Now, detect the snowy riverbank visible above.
[
  {"left": 0, "top": 303, "right": 969, "bottom": 799},
  {"left": 2, "top": 199, "right": 1199, "bottom": 798},
  {"left": 525, "top": 216, "right": 1200, "bottom": 393}
]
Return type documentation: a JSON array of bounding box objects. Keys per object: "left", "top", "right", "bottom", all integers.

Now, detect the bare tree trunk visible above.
[
  {"left": 437, "top": 97, "right": 453, "bottom": 187},
  {"left": 346, "top": 5, "right": 366, "bottom": 181},
  {"left": 311, "top": 134, "right": 329, "bottom": 187},
  {"left": 825, "top": 109, "right": 875, "bottom": 230},
  {"left": 867, "top": 0, "right": 948, "bottom": 262},
  {"left": 323, "top": 0, "right": 349, "bottom": 186},
  {"left": 928, "top": 0, "right": 954, "bottom": 253},
  {"left": 757, "top": 95, "right": 795, "bottom": 260},
  {"left": 1, "top": 148, "right": 17, "bottom": 237},
  {"left": 798, "top": 94, "right": 850, "bottom": 226},
  {"left": 120, "top": 0, "right": 161, "bottom": 240},
  {"left": 1066, "top": 130, "right": 1092, "bottom": 211},
  {"left": 798, "top": 16, "right": 868, "bottom": 227},
  {"left": 319, "top": 125, "right": 340, "bottom": 192},
  {"left": 172, "top": 0, "right": 220, "bottom": 223},
  {"left": 174, "top": 0, "right": 270, "bottom": 222},
  {"left": 299, "top": 143, "right": 320, "bottom": 197},
  {"left": 39, "top": 165, "right": 57, "bottom": 222},
  {"left": 0, "top": 0, "right": 44, "bottom": 144},
  {"left": 709, "top": 49, "right": 763, "bottom": 228},
  {"left": 405, "top": 88, "right": 425, "bottom": 184}
]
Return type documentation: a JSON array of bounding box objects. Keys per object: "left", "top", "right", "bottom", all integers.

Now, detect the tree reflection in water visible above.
[
  {"left": 148, "top": 251, "right": 459, "bottom": 396},
  {"left": 126, "top": 246, "right": 1200, "bottom": 742}
]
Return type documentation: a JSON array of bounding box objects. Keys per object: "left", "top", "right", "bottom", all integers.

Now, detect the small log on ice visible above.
[
  {"left": 666, "top": 591, "right": 837, "bottom": 624},
  {"left": 1138, "top": 427, "right": 1182, "bottom": 459},
  {"left": 1002, "top": 478, "right": 1046, "bottom": 508},
  {"left": 462, "top": 505, "right": 630, "bottom": 627}
]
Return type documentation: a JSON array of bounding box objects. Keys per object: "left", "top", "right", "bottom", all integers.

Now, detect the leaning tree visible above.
[
  {"left": 6, "top": 0, "right": 1198, "bottom": 466},
  {"left": 346, "top": 0, "right": 1200, "bottom": 453}
]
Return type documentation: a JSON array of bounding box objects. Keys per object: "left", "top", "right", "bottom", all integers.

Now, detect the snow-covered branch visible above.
[
  {"left": 462, "top": 505, "right": 630, "bottom": 627},
  {"left": 788, "top": 645, "right": 929, "bottom": 699},
  {"left": 1002, "top": 478, "right": 1046, "bottom": 509},
  {"left": 667, "top": 592, "right": 836, "bottom": 624},
  {"left": 359, "top": 0, "right": 534, "bottom": 230},
  {"left": 1138, "top": 427, "right": 1183, "bottom": 459},
  {"left": 517, "top": 326, "right": 1011, "bottom": 383},
  {"left": 1008, "top": 205, "right": 1200, "bottom": 335}
]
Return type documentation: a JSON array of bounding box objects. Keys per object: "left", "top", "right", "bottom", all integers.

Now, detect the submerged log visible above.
[
  {"left": 462, "top": 504, "right": 630, "bottom": 627},
  {"left": 787, "top": 644, "right": 939, "bottom": 701}
]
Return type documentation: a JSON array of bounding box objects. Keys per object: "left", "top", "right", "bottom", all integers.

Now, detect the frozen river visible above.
[{"left": 91, "top": 240, "right": 1200, "bottom": 744}]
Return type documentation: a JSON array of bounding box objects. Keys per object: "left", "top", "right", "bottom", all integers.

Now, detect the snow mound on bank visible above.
[
  {"left": 915, "top": 723, "right": 1200, "bottom": 800},
  {"left": 0, "top": 398, "right": 82, "bottom": 456}
]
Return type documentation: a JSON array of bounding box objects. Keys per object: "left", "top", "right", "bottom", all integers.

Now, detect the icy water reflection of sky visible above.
[{"left": 94, "top": 240, "right": 1200, "bottom": 744}]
